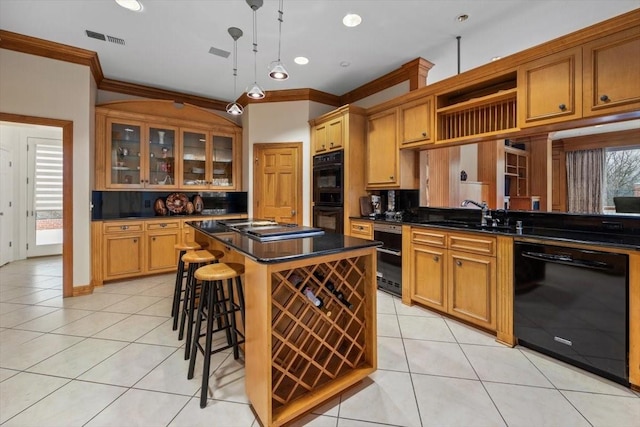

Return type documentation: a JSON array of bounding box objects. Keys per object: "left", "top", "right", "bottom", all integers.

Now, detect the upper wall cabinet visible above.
[
  {"left": 95, "top": 100, "right": 242, "bottom": 191},
  {"left": 518, "top": 47, "right": 582, "bottom": 127},
  {"left": 583, "top": 27, "right": 640, "bottom": 117},
  {"left": 399, "top": 96, "right": 434, "bottom": 148},
  {"left": 312, "top": 116, "right": 344, "bottom": 154}
]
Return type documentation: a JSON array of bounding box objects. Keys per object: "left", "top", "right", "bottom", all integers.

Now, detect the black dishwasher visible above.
[{"left": 514, "top": 242, "right": 628, "bottom": 385}]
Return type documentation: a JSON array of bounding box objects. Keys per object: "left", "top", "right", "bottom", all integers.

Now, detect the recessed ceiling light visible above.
[
  {"left": 115, "top": 0, "right": 143, "bottom": 12},
  {"left": 456, "top": 14, "right": 469, "bottom": 22},
  {"left": 340, "top": 61, "right": 351, "bottom": 68},
  {"left": 343, "top": 13, "right": 362, "bottom": 27},
  {"left": 294, "top": 56, "right": 309, "bottom": 65}
]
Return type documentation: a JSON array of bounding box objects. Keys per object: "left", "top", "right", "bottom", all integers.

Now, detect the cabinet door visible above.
[
  {"left": 366, "top": 109, "right": 399, "bottom": 188},
  {"left": 313, "top": 124, "right": 328, "bottom": 153},
  {"left": 106, "top": 119, "right": 144, "bottom": 188},
  {"left": 583, "top": 27, "right": 640, "bottom": 117},
  {"left": 146, "top": 125, "right": 178, "bottom": 188},
  {"left": 180, "top": 129, "right": 208, "bottom": 189},
  {"left": 211, "top": 133, "right": 238, "bottom": 189},
  {"left": 518, "top": 48, "right": 582, "bottom": 127},
  {"left": 327, "top": 118, "right": 344, "bottom": 151},
  {"left": 410, "top": 244, "right": 447, "bottom": 311},
  {"left": 104, "top": 234, "right": 144, "bottom": 279},
  {"left": 447, "top": 251, "right": 496, "bottom": 330},
  {"left": 147, "top": 230, "right": 180, "bottom": 272},
  {"left": 400, "top": 97, "right": 433, "bottom": 147}
]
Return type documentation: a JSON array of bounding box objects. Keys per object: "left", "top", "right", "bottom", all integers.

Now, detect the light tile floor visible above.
[{"left": 1, "top": 256, "right": 639, "bottom": 427}]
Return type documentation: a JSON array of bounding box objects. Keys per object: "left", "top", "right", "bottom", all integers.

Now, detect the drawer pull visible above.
[
  {"left": 121, "top": 225, "right": 129, "bottom": 230},
  {"left": 160, "top": 223, "right": 167, "bottom": 228}
]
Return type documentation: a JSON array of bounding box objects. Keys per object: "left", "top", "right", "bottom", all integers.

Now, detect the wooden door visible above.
[
  {"left": 410, "top": 243, "right": 447, "bottom": 311},
  {"left": 447, "top": 250, "right": 496, "bottom": 330},
  {"left": 583, "top": 27, "right": 640, "bottom": 117},
  {"left": 327, "top": 118, "right": 344, "bottom": 151},
  {"left": 366, "top": 109, "right": 398, "bottom": 187},
  {"left": 103, "top": 233, "right": 144, "bottom": 279},
  {"left": 253, "top": 143, "right": 303, "bottom": 224},
  {"left": 400, "top": 97, "right": 433, "bottom": 146}
]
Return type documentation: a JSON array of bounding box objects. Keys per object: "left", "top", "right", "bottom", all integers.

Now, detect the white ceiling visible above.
[{"left": 1, "top": 1, "right": 638, "bottom": 104}]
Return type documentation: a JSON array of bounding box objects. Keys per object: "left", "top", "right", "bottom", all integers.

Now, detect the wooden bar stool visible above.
[
  {"left": 178, "top": 249, "right": 223, "bottom": 360},
  {"left": 187, "top": 262, "right": 245, "bottom": 408},
  {"left": 171, "top": 241, "right": 207, "bottom": 331}
]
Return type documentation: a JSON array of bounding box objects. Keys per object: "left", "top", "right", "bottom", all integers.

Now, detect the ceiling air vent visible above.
[
  {"left": 106, "top": 35, "right": 126, "bottom": 45},
  {"left": 85, "top": 30, "right": 106, "bottom": 41},
  {"left": 85, "top": 30, "right": 126, "bottom": 46},
  {"left": 209, "top": 46, "right": 230, "bottom": 58}
]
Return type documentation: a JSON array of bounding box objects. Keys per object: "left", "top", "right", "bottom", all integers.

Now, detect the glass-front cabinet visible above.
[
  {"left": 106, "top": 119, "right": 179, "bottom": 189},
  {"left": 180, "top": 129, "right": 238, "bottom": 190}
]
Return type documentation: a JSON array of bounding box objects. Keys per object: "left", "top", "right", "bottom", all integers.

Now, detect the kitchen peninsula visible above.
[{"left": 187, "top": 220, "right": 380, "bottom": 427}]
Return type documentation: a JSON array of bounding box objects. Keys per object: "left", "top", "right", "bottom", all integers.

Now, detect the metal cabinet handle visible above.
[
  {"left": 152, "top": 237, "right": 156, "bottom": 241},
  {"left": 433, "top": 255, "right": 439, "bottom": 262},
  {"left": 358, "top": 226, "right": 364, "bottom": 230},
  {"left": 121, "top": 225, "right": 129, "bottom": 230},
  {"left": 422, "top": 132, "right": 427, "bottom": 137},
  {"left": 133, "top": 239, "right": 137, "bottom": 243},
  {"left": 160, "top": 223, "right": 167, "bottom": 228},
  {"left": 456, "top": 260, "right": 462, "bottom": 267},
  {"left": 600, "top": 94, "right": 610, "bottom": 102},
  {"left": 390, "top": 176, "right": 395, "bottom": 180},
  {"left": 330, "top": 142, "right": 334, "bottom": 147},
  {"left": 558, "top": 103, "right": 566, "bottom": 111},
  {"left": 291, "top": 209, "right": 297, "bottom": 216}
]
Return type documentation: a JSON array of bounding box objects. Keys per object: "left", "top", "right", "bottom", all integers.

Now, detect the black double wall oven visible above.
[{"left": 313, "top": 150, "right": 344, "bottom": 234}]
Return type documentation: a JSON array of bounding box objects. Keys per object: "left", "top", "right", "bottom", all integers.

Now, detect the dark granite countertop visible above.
[
  {"left": 350, "top": 215, "right": 640, "bottom": 251},
  {"left": 187, "top": 220, "right": 381, "bottom": 263}
]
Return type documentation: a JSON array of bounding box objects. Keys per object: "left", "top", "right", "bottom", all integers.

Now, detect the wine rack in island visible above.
[{"left": 243, "top": 247, "right": 377, "bottom": 427}]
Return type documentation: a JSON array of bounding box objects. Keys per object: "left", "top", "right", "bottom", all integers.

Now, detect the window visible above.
[{"left": 604, "top": 145, "right": 640, "bottom": 211}]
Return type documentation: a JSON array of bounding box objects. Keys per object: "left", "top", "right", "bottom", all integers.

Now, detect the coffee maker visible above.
[{"left": 371, "top": 195, "right": 382, "bottom": 215}]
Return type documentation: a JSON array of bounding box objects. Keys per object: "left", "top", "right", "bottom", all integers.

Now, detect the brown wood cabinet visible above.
[
  {"left": 504, "top": 146, "right": 529, "bottom": 197},
  {"left": 95, "top": 100, "right": 242, "bottom": 191},
  {"left": 102, "top": 221, "right": 145, "bottom": 280},
  {"left": 399, "top": 96, "right": 434, "bottom": 147},
  {"left": 518, "top": 47, "right": 582, "bottom": 127},
  {"left": 405, "top": 226, "right": 497, "bottom": 331},
  {"left": 583, "top": 27, "right": 640, "bottom": 117},
  {"left": 312, "top": 116, "right": 343, "bottom": 154},
  {"left": 366, "top": 108, "right": 418, "bottom": 189},
  {"left": 349, "top": 219, "right": 373, "bottom": 240},
  {"left": 146, "top": 220, "right": 181, "bottom": 272}
]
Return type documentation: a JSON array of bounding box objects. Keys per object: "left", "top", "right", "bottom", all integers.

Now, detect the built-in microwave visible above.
[{"left": 313, "top": 150, "right": 343, "bottom": 206}]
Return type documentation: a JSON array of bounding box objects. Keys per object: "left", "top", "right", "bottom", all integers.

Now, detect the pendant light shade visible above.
[
  {"left": 269, "top": 0, "right": 289, "bottom": 81},
  {"left": 226, "top": 27, "right": 244, "bottom": 116},
  {"left": 246, "top": 0, "right": 265, "bottom": 99}
]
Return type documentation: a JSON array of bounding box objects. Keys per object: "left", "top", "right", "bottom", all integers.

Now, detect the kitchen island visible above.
[{"left": 187, "top": 220, "right": 381, "bottom": 427}]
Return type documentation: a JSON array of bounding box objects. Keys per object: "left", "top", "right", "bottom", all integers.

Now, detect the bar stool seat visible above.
[
  {"left": 178, "top": 249, "right": 224, "bottom": 360},
  {"left": 188, "top": 262, "right": 246, "bottom": 408},
  {"left": 171, "top": 241, "right": 207, "bottom": 330}
]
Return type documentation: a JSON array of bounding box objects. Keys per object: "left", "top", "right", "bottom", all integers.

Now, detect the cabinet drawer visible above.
[
  {"left": 350, "top": 221, "right": 373, "bottom": 239},
  {"left": 448, "top": 233, "right": 496, "bottom": 256},
  {"left": 412, "top": 228, "right": 446, "bottom": 247},
  {"left": 146, "top": 221, "right": 180, "bottom": 231},
  {"left": 103, "top": 222, "right": 143, "bottom": 234}
]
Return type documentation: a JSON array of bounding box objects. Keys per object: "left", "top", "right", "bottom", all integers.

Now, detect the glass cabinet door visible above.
[
  {"left": 211, "top": 135, "right": 235, "bottom": 188},
  {"left": 147, "top": 125, "right": 177, "bottom": 188},
  {"left": 181, "top": 130, "right": 208, "bottom": 188},
  {"left": 108, "top": 120, "right": 143, "bottom": 187}
]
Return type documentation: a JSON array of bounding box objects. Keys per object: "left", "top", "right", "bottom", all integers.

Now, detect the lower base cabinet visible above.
[
  {"left": 104, "top": 231, "right": 144, "bottom": 278},
  {"left": 406, "top": 226, "right": 497, "bottom": 331}
]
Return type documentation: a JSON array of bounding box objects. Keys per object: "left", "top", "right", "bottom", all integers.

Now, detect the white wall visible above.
[
  {"left": 353, "top": 81, "right": 410, "bottom": 109},
  {"left": 242, "top": 100, "right": 330, "bottom": 225},
  {"left": 0, "top": 49, "right": 93, "bottom": 288}
]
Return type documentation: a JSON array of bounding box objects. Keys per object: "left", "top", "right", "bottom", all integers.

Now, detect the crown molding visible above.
[
  {"left": 0, "top": 29, "right": 104, "bottom": 82},
  {"left": 238, "top": 88, "right": 341, "bottom": 107}
]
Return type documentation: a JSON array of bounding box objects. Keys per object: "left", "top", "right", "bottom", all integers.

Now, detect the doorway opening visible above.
[{"left": 0, "top": 113, "right": 73, "bottom": 298}]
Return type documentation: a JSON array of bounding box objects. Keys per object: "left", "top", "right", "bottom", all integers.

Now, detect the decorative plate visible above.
[{"left": 166, "top": 193, "right": 188, "bottom": 214}]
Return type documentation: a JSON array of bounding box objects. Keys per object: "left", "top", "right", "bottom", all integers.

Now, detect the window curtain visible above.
[{"left": 566, "top": 148, "right": 604, "bottom": 213}]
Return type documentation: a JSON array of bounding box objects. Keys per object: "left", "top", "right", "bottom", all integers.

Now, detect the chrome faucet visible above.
[{"left": 461, "top": 200, "right": 491, "bottom": 226}]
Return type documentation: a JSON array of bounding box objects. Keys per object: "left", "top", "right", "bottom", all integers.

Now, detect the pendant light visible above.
[
  {"left": 226, "top": 27, "right": 244, "bottom": 115},
  {"left": 268, "top": 0, "right": 289, "bottom": 80},
  {"left": 246, "top": 0, "right": 265, "bottom": 99}
]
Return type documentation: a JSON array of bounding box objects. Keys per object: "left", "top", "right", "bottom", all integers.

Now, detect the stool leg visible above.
[
  {"left": 200, "top": 280, "right": 216, "bottom": 408},
  {"left": 178, "top": 262, "right": 196, "bottom": 341},
  {"left": 235, "top": 276, "right": 246, "bottom": 326},
  {"left": 184, "top": 268, "right": 200, "bottom": 360},
  {"left": 215, "top": 280, "right": 233, "bottom": 347},
  {"left": 188, "top": 280, "right": 207, "bottom": 380},
  {"left": 171, "top": 250, "right": 186, "bottom": 330},
  {"left": 227, "top": 278, "right": 240, "bottom": 360}
]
